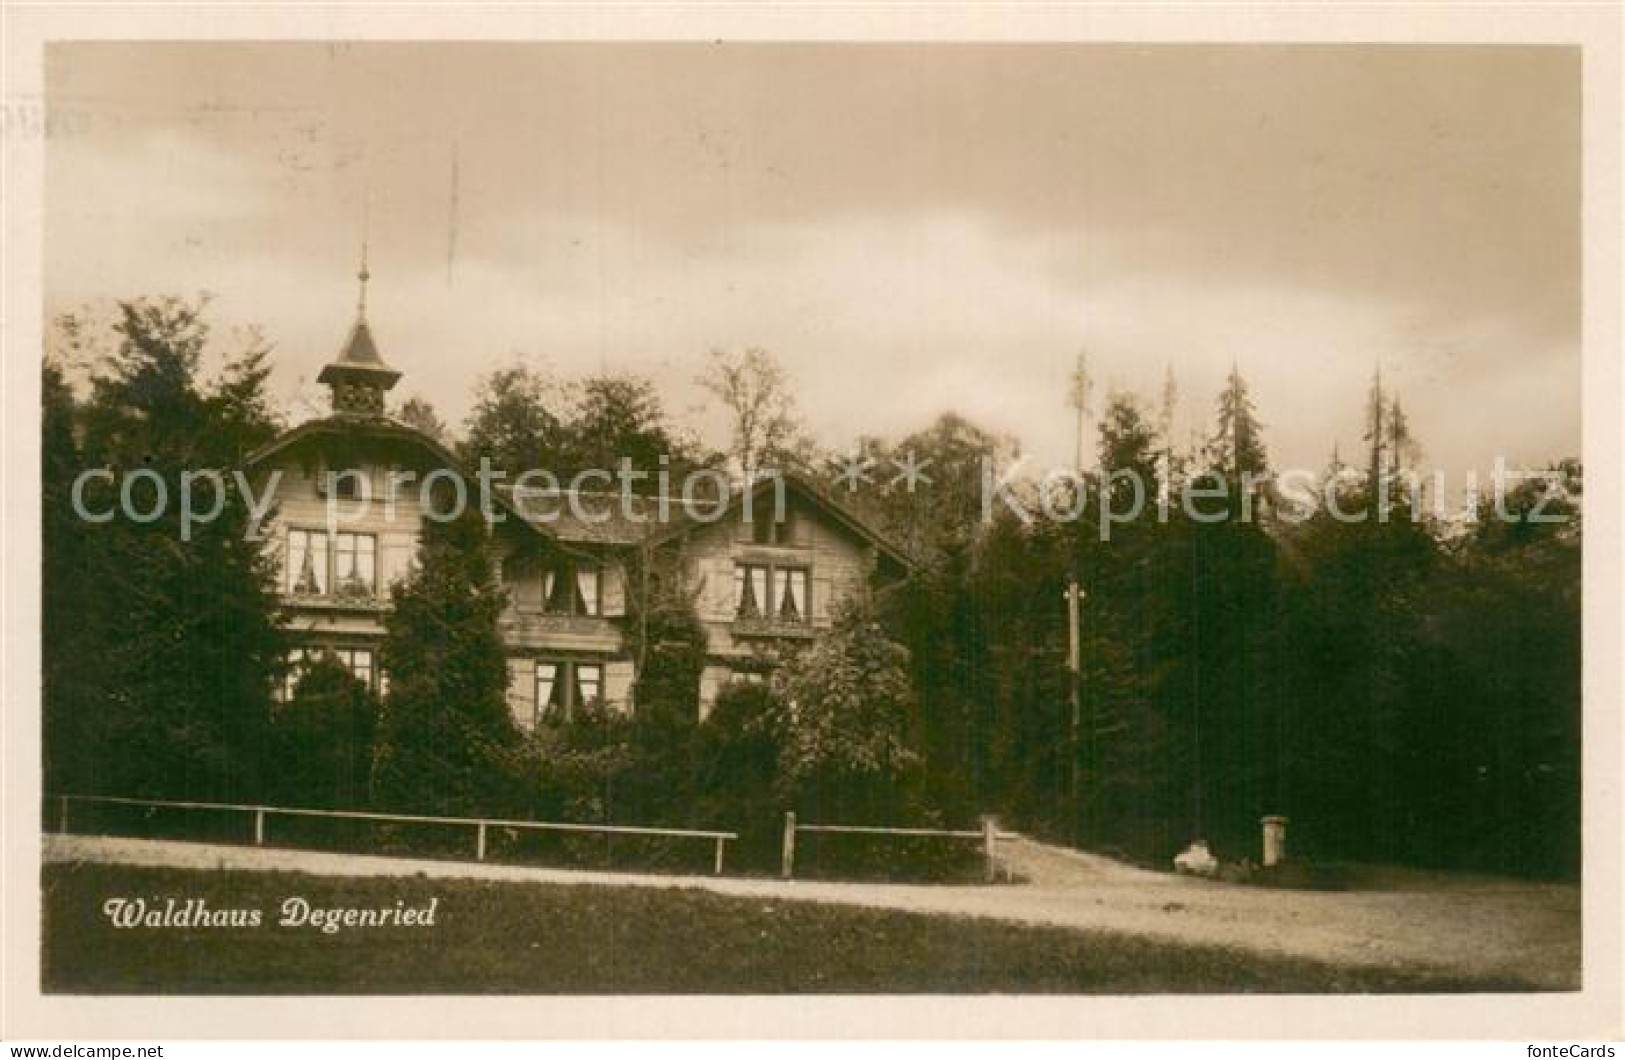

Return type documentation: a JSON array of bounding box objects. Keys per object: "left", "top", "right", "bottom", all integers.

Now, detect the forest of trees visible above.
[
  {"left": 42, "top": 298, "right": 1582, "bottom": 880},
  {"left": 861, "top": 373, "right": 1581, "bottom": 879}
]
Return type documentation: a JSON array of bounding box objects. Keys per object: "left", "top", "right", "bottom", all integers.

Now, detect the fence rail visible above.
[
  {"left": 780, "top": 812, "right": 1019, "bottom": 882},
  {"left": 49, "top": 794, "right": 738, "bottom": 876}
]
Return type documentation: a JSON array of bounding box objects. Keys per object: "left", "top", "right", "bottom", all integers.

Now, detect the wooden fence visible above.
[
  {"left": 49, "top": 794, "right": 738, "bottom": 875},
  {"left": 779, "top": 811, "right": 1019, "bottom": 882}
]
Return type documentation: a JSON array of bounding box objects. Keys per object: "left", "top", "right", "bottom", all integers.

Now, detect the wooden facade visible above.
[{"left": 247, "top": 309, "right": 912, "bottom": 730}]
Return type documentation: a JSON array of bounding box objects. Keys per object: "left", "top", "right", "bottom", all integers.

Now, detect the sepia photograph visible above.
[{"left": 3, "top": 3, "right": 1621, "bottom": 1046}]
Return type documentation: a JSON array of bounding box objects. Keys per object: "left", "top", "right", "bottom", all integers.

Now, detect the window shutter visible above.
[
  {"left": 600, "top": 563, "right": 627, "bottom": 617},
  {"left": 576, "top": 566, "right": 600, "bottom": 616},
  {"left": 506, "top": 659, "right": 533, "bottom": 732}
]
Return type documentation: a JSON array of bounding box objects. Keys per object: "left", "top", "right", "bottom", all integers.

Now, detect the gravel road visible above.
[{"left": 42, "top": 833, "right": 1580, "bottom": 989}]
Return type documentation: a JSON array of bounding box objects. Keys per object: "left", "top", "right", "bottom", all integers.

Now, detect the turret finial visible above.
[{"left": 357, "top": 240, "right": 370, "bottom": 321}]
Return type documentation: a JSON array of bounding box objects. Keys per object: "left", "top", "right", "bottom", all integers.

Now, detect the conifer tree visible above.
[
  {"left": 374, "top": 494, "right": 518, "bottom": 816},
  {"left": 1210, "top": 365, "right": 1270, "bottom": 484},
  {"left": 51, "top": 299, "right": 284, "bottom": 800}
]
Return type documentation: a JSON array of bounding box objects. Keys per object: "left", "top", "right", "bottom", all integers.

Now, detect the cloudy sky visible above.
[{"left": 46, "top": 43, "right": 1579, "bottom": 482}]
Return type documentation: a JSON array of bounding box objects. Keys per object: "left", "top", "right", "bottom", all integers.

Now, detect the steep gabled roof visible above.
[
  {"left": 648, "top": 468, "right": 918, "bottom": 575},
  {"left": 243, "top": 415, "right": 556, "bottom": 544},
  {"left": 246, "top": 420, "right": 915, "bottom": 574},
  {"left": 499, "top": 470, "right": 917, "bottom": 575}
]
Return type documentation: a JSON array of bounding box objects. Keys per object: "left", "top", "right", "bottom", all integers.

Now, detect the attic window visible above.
[
  {"left": 751, "top": 505, "right": 794, "bottom": 546},
  {"left": 316, "top": 461, "right": 366, "bottom": 500}
]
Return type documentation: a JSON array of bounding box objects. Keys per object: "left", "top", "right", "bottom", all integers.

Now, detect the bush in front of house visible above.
[
  {"left": 373, "top": 496, "right": 520, "bottom": 820},
  {"left": 266, "top": 654, "right": 376, "bottom": 812}
]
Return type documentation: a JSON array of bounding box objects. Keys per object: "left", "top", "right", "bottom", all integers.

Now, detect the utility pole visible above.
[
  {"left": 1065, "top": 573, "right": 1084, "bottom": 846},
  {"left": 1065, "top": 350, "right": 1091, "bottom": 848}
]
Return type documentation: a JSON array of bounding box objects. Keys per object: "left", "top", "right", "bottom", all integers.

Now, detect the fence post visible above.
[
  {"left": 781, "top": 811, "right": 797, "bottom": 879},
  {"left": 476, "top": 822, "right": 487, "bottom": 861},
  {"left": 714, "top": 836, "right": 725, "bottom": 876},
  {"left": 981, "top": 815, "right": 998, "bottom": 883},
  {"left": 58, "top": 796, "right": 69, "bottom": 835},
  {"left": 254, "top": 809, "right": 265, "bottom": 847}
]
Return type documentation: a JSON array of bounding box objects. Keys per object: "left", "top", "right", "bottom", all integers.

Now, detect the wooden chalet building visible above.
[{"left": 244, "top": 289, "right": 914, "bottom": 728}]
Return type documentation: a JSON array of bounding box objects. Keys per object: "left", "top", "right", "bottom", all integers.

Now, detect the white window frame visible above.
[
  {"left": 287, "top": 528, "right": 377, "bottom": 600},
  {"left": 734, "top": 561, "right": 811, "bottom": 624},
  {"left": 535, "top": 659, "right": 608, "bottom": 723}
]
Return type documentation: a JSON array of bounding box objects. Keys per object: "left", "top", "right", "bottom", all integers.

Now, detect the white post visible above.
[
  {"left": 1261, "top": 815, "right": 1288, "bottom": 868},
  {"left": 982, "top": 815, "right": 998, "bottom": 883},
  {"left": 714, "top": 837, "right": 725, "bottom": 876},
  {"left": 781, "top": 812, "right": 797, "bottom": 879},
  {"left": 254, "top": 809, "right": 265, "bottom": 846},
  {"left": 476, "top": 822, "right": 487, "bottom": 861}
]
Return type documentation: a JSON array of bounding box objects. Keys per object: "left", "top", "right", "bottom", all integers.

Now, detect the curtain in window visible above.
[
  {"left": 576, "top": 566, "right": 599, "bottom": 616},
  {"left": 780, "top": 569, "right": 807, "bottom": 622},
  {"left": 545, "top": 566, "right": 575, "bottom": 613},
  {"left": 334, "top": 535, "right": 355, "bottom": 589},
  {"left": 536, "top": 663, "right": 561, "bottom": 722},
  {"left": 287, "top": 532, "right": 307, "bottom": 593},
  {"left": 354, "top": 535, "right": 376, "bottom": 590},
  {"left": 289, "top": 531, "right": 329, "bottom": 594},
  {"left": 312, "top": 534, "right": 330, "bottom": 594},
  {"left": 752, "top": 567, "right": 771, "bottom": 618},
  {"left": 736, "top": 565, "right": 771, "bottom": 618}
]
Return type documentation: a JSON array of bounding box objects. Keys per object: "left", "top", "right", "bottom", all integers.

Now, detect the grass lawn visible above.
[{"left": 42, "top": 862, "right": 1536, "bottom": 994}]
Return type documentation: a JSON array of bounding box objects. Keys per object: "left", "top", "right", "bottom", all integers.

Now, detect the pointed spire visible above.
[
  {"left": 356, "top": 238, "right": 371, "bottom": 322},
  {"left": 319, "top": 238, "right": 400, "bottom": 415}
]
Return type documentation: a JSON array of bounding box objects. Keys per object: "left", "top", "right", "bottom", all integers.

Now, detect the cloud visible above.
[{"left": 45, "top": 43, "right": 1580, "bottom": 482}]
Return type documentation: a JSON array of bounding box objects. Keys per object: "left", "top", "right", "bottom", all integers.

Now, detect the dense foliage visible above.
[
  {"left": 373, "top": 497, "right": 519, "bottom": 817},
  {"left": 43, "top": 299, "right": 284, "bottom": 801},
  {"left": 267, "top": 654, "right": 376, "bottom": 810},
  {"left": 43, "top": 305, "right": 1581, "bottom": 880},
  {"left": 870, "top": 382, "right": 1581, "bottom": 880}
]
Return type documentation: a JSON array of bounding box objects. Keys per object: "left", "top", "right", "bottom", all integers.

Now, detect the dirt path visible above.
[{"left": 42, "top": 833, "right": 1580, "bottom": 989}]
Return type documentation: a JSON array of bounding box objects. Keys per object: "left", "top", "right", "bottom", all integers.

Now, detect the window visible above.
[
  {"left": 288, "top": 529, "right": 330, "bottom": 595},
  {"left": 541, "top": 559, "right": 602, "bottom": 616},
  {"left": 333, "top": 532, "right": 376, "bottom": 597},
  {"left": 778, "top": 568, "right": 808, "bottom": 623},
  {"left": 735, "top": 562, "right": 809, "bottom": 623},
  {"left": 734, "top": 564, "right": 770, "bottom": 619},
  {"left": 332, "top": 647, "right": 374, "bottom": 687},
  {"left": 286, "top": 529, "right": 376, "bottom": 599},
  {"left": 316, "top": 462, "right": 367, "bottom": 500},
  {"left": 333, "top": 466, "right": 364, "bottom": 501},
  {"left": 536, "top": 660, "right": 607, "bottom": 723},
  {"left": 282, "top": 646, "right": 375, "bottom": 699},
  {"left": 751, "top": 505, "right": 795, "bottom": 546}
]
